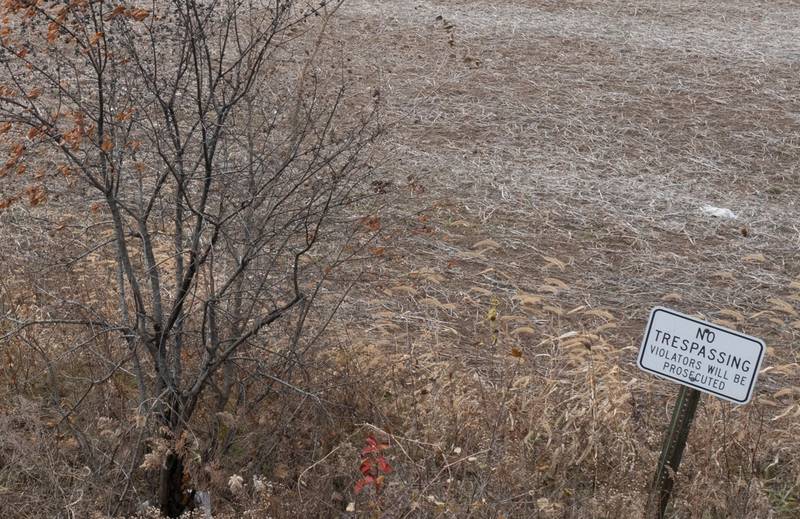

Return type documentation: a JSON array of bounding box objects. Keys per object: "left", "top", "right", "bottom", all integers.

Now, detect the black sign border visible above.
[{"left": 638, "top": 307, "right": 765, "bottom": 404}]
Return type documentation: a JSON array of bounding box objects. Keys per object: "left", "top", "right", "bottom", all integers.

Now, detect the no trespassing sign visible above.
[{"left": 638, "top": 307, "right": 765, "bottom": 404}]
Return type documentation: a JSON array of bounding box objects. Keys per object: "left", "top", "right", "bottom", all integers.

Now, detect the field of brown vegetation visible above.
[{"left": 2, "top": 0, "right": 800, "bottom": 517}]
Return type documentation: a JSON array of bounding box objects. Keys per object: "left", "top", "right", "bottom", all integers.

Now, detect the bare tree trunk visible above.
[{"left": 159, "top": 450, "right": 191, "bottom": 517}]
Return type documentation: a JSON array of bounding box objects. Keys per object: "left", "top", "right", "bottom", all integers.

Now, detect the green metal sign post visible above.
[{"left": 646, "top": 386, "right": 702, "bottom": 518}]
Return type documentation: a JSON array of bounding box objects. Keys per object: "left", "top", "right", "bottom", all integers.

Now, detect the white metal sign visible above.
[{"left": 638, "top": 307, "right": 765, "bottom": 404}]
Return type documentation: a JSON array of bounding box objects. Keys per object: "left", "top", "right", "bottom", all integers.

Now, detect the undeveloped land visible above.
[
  {"left": 327, "top": 0, "right": 800, "bottom": 516},
  {"left": 2, "top": 1, "right": 800, "bottom": 517}
]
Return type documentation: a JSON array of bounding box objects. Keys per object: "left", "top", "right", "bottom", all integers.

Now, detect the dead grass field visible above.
[
  {"left": 2, "top": 1, "right": 800, "bottom": 517},
  {"left": 319, "top": 0, "right": 800, "bottom": 517}
]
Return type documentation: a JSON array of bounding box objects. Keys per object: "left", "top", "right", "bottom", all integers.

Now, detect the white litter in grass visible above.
[{"left": 701, "top": 205, "right": 737, "bottom": 219}]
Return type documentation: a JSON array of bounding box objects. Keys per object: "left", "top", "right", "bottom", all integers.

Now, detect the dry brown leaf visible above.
[{"left": 128, "top": 8, "right": 151, "bottom": 21}]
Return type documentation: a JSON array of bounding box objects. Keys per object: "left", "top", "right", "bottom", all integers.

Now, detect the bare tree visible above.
[{"left": 0, "top": 0, "right": 380, "bottom": 515}]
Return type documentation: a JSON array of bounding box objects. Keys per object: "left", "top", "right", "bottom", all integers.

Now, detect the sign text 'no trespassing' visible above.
[{"left": 638, "top": 307, "right": 765, "bottom": 404}]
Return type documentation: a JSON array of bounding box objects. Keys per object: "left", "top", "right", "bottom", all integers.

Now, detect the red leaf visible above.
[
  {"left": 361, "top": 435, "right": 379, "bottom": 456},
  {"left": 376, "top": 456, "right": 392, "bottom": 474},
  {"left": 361, "top": 444, "right": 379, "bottom": 456},
  {"left": 359, "top": 458, "right": 373, "bottom": 476},
  {"left": 354, "top": 475, "right": 374, "bottom": 495}
]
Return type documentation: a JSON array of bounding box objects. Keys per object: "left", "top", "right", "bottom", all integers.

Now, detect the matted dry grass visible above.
[{"left": 306, "top": 0, "right": 800, "bottom": 517}]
